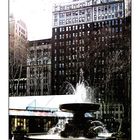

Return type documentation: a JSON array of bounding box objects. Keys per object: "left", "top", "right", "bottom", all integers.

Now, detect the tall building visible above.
[
  {"left": 9, "top": 14, "right": 28, "bottom": 96},
  {"left": 51, "top": 0, "right": 130, "bottom": 124},
  {"left": 52, "top": 0, "right": 125, "bottom": 95},
  {"left": 27, "top": 39, "right": 51, "bottom": 96}
]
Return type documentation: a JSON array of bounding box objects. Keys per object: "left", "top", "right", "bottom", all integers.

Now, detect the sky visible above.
[{"left": 10, "top": 0, "right": 70, "bottom": 41}]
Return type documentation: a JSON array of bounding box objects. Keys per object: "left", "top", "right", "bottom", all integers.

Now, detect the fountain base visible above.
[
  {"left": 25, "top": 134, "right": 115, "bottom": 140},
  {"left": 59, "top": 103, "right": 100, "bottom": 138},
  {"left": 59, "top": 103, "right": 100, "bottom": 113}
]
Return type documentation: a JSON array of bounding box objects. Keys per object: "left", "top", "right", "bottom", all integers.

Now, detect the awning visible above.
[{"left": 9, "top": 109, "right": 73, "bottom": 117}]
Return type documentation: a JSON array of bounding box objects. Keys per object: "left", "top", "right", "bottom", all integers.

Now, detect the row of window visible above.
[
  {"left": 29, "top": 79, "right": 49, "bottom": 85},
  {"left": 54, "top": 2, "right": 123, "bottom": 26},
  {"left": 54, "top": 34, "right": 122, "bottom": 48},
  {"left": 54, "top": 19, "right": 123, "bottom": 33},
  {"left": 30, "top": 67, "right": 48, "bottom": 75},
  {"left": 54, "top": 28, "right": 122, "bottom": 41},
  {"left": 54, "top": 1, "right": 123, "bottom": 13},
  {"left": 29, "top": 87, "right": 48, "bottom": 94},
  {"left": 57, "top": 4, "right": 123, "bottom": 19},
  {"left": 53, "top": 47, "right": 123, "bottom": 64},
  {"left": 30, "top": 42, "right": 51, "bottom": 46},
  {"left": 54, "top": 52, "right": 86, "bottom": 62},
  {"left": 102, "top": 104, "right": 123, "bottom": 112},
  {"left": 29, "top": 49, "right": 50, "bottom": 58},
  {"left": 56, "top": 12, "right": 122, "bottom": 26},
  {"left": 10, "top": 83, "right": 26, "bottom": 90},
  {"left": 28, "top": 59, "right": 50, "bottom": 65},
  {"left": 54, "top": 0, "right": 92, "bottom": 11}
]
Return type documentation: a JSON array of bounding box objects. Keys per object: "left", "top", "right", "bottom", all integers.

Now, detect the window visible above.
[
  {"left": 115, "top": 114, "right": 118, "bottom": 119},
  {"left": 115, "top": 4, "right": 118, "bottom": 11},
  {"left": 43, "top": 49, "right": 48, "bottom": 56},
  {"left": 66, "top": 12, "right": 71, "bottom": 17},
  {"left": 79, "top": 2, "right": 85, "bottom": 8},
  {"left": 112, "top": 20, "right": 114, "bottom": 25},
  {"left": 59, "top": 20, "right": 65, "bottom": 25},
  {"left": 116, "top": 27, "right": 118, "bottom": 32},
  {"left": 112, "top": 14, "right": 114, "bottom": 18},
  {"left": 72, "top": 18, "right": 76, "bottom": 23},
  {"left": 59, "top": 13, "right": 65, "bottom": 18},
  {"left": 102, "top": 37, "right": 104, "bottom": 41},
  {"left": 79, "top": 10, "right": 85, "bottom": 15},
  {"left": 87, "top": 23, "right": 90, "bottom": 28},
  {"left": 87, "top": 31, "right": 90, "bottom": 36},
  {"left": 30, "top": 50, "right": 34, "bottom": 58},
  {"left": 108, "top": 14, "right": 111, "bottom": 19},
  {"left": 112, "top": 28, "right": 114, "bottom": 33},
  {"left": 98, "top": 7, "right": 101, "bottom": 14},
  {"left": 108, "top": 20, "right": 111, "bottom": 26},
  {"left": 119, "top": 3, "right": 123, "bottom": 10},
  {"left": 119, "top": 11, "right": 123, "bottom": 17},
  {"left": 102, "top": 60, "right": 104, "bottom": 64},
  {"left": 54, "top": 42, "right": 57, "bottom": 46},
  {"left": 73, "top": 11, "right": 78, "bottom": 16},
  {"left": 60, "top": 6, "right": 65, "bottom": 10},
  {"left": 66, "top": 18, "right": 71, "bottom": 24},
  {"left": 102, "top": 15, "right": 104, "bottom": 19},
  {"left": 72, "top": 25, "right": 75, "bottom": 30},
  {"left": 54, "top": 13, "right": 57, "bottom": 18},
  {"left": 105, "top": 6, "right": 107, "bottom": 13},
  {"left": 37, "top": 50, "right": 41, "bottom": 58},
  {"left": 112, "top": 5, "right": 114, "bottom": 12},
  {"left": 73, "top": 33, "right": 75, "bottom": 37},
  {"left": 69, "top": 26, "right": 71, "bottom": 31},
  {"left": 62, "top": 34, "right": 64, "bottom": 39},
  {"left": 120, "top": 105, "right": 123, "bottom": 111},
  {"left": 54, "top": 56, "right": 57, "bottom": 61},
  {"left": 120, "top": 19, "right": 122, "bottom": 24},
  {"left": 115, "top": 12, "right": 118, "bottom": 17},
  {"left": 87, "top": 15, "right": 91, "bottom": 21},
  {"left": 94, "top": 15, "right": 97, "bottom": 20},
  {"left": 54, "top": 35, "right": 57, "bottom": 40},
  {"left": 73, "top": 3, "right": 79, "bottom": 9}
]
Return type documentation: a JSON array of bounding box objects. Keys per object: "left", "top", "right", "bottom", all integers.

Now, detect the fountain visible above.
[
  {"left": 25, "top": 68, "right": 114, "bottom": 139},
  {"left": 59, "top": 69, "right": 101, "bottom": 138}
]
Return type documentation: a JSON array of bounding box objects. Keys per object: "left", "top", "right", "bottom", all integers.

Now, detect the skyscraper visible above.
[
  {"left": 51, "top": 0, "right": 125, "bottom": 95},
  {"left": 9, "top": 14, "right": 28, "bottom": 96},
  {"left": 51, "top": 0, "right": 131, "bottom": 123}
]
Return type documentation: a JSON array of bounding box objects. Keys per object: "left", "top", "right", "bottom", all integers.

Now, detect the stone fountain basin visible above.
[
  {"left": 25, "top": 134, "right": 115, "bottom": 140},
  {"left": 59, "top": 103, "right": 100, "bottom": 113}
]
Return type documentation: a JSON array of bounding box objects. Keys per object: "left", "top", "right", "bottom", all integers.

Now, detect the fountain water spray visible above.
[{"left": 58, "top": 68, "right": 102, "bottom": 138}]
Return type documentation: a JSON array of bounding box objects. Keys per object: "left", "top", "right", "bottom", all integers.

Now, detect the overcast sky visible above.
[
  {"left": 10, "top": 0, "right": 130, "bottom": 41},
  {"left": 10, "top": 0, "right": 70, "bottom": 41}
]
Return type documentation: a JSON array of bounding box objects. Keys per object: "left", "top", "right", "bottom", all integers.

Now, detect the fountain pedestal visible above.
[{"left": 59, "top": 103, "right": 100, "bottom": 138}]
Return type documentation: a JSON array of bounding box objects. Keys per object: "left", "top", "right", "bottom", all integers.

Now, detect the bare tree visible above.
[
  {"left": 9, "top": 34, "right": 27, "bottom": 96},
  {"left": 27, "top": 43, "right": 51, "bottom": 96}
]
